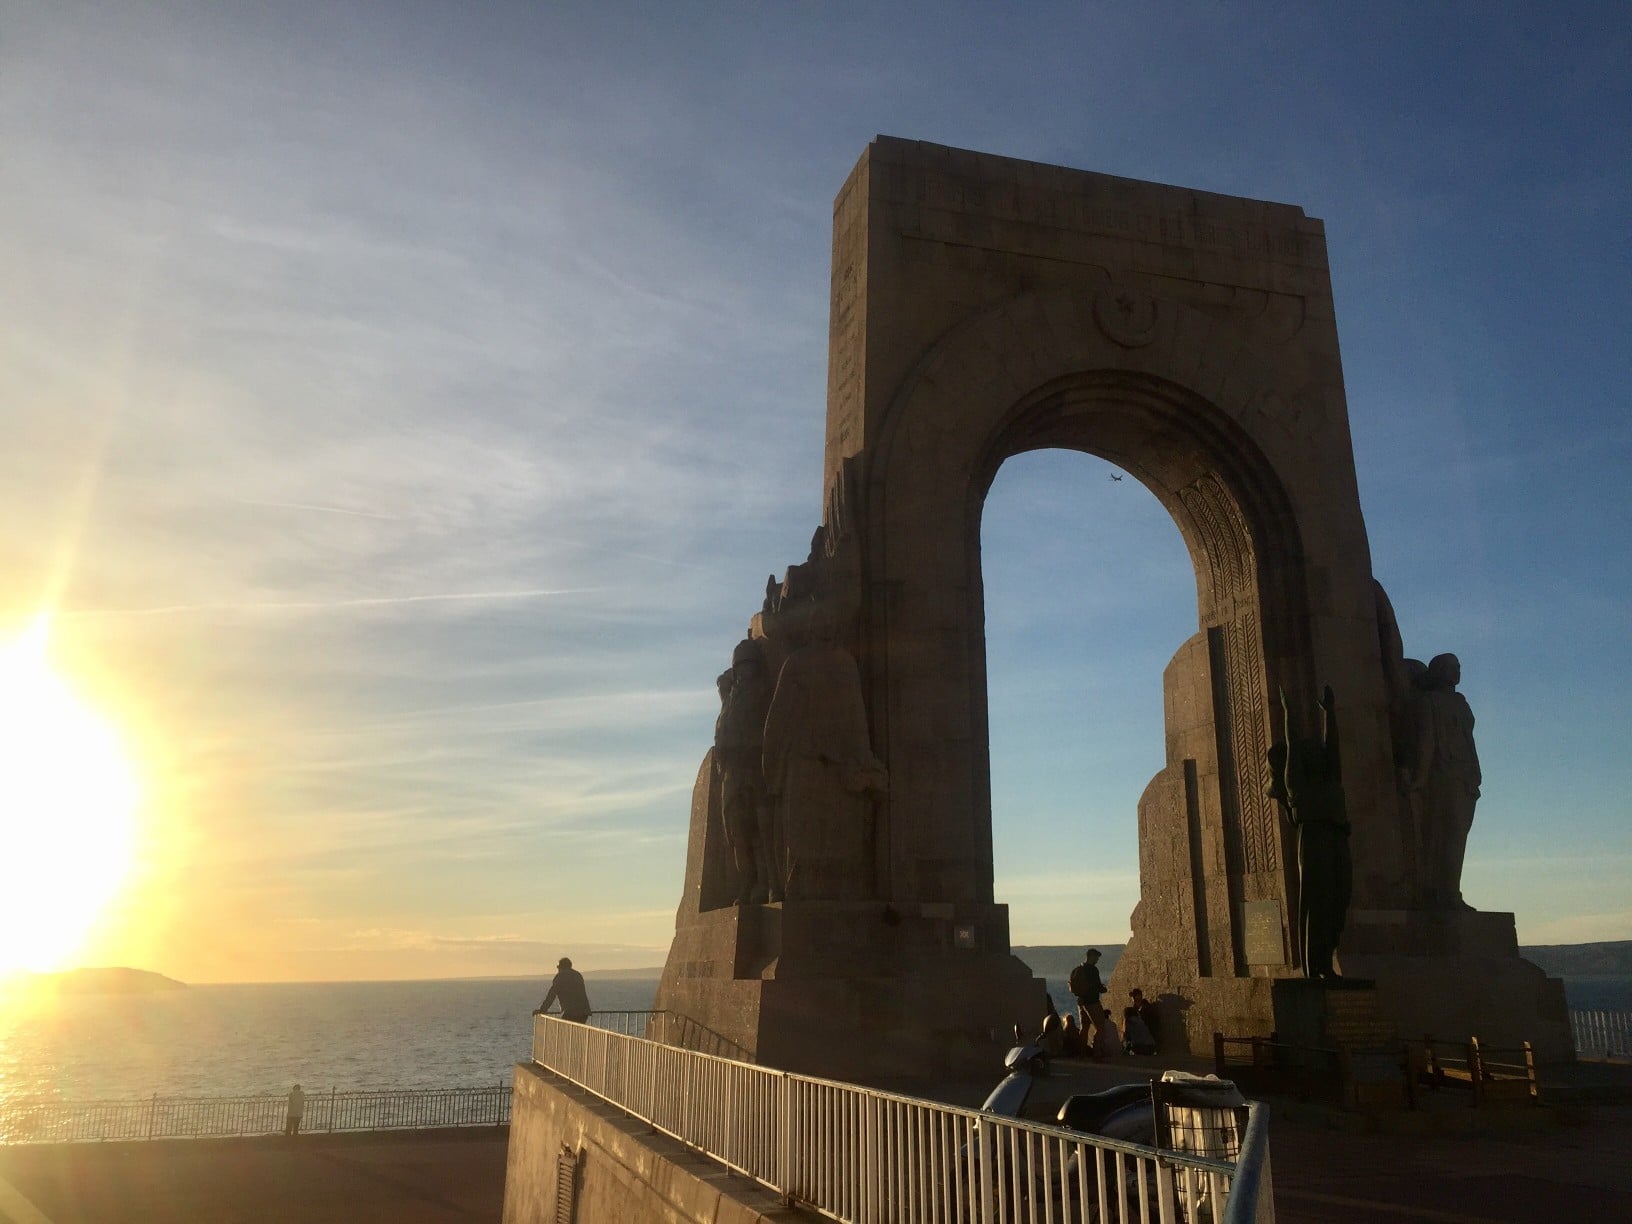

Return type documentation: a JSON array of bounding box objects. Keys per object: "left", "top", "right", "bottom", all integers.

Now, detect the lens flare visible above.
[{"left": 0, "top": 617, "right": 141, "bottom": 973}]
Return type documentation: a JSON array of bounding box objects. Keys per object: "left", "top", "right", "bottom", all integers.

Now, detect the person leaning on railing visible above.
[
  {"left": 285, "top": 1084, "right": 305, "bottom": 1136},
  {"left": 535, "top": 956, "right": 592, "bottom": 1023}
]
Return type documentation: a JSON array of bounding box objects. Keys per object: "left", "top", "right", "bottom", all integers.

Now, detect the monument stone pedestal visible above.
[
  {"left": 1338, "top": 909, "right": 1572, "bottom": 1061},
  {"left": 654, "top": 898, "right": 1042, "bottom": 1083},
  {"left": 1271, "top": 978, "right": 1393, "bottom": 1052},
  {"left": 1271, "top": 978, "right": 1408, "bottom": 1108}
]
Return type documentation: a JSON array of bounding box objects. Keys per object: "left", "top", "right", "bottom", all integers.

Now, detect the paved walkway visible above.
[
  {"left": 1, "top": 1084, "right": 1628, "bottom": 1221},
  {"left": 0, "top": 1127, "right": 508, "bottom": 1224},
  {"left": 1272, "top": 1110, "right": 1632, "bottom": 1222}
]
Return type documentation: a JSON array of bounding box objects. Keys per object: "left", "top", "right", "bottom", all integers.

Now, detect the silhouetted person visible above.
[
  {"left": 1123, "top": 989, "right": 1159, "bottom": 1055},
  {"left": 1038, "top": 1012, "right": 1065, "bottom": 1056},
  {"left": 1060, "top": 1012, "right": 1086, "bottom": 1058},
  {"left": 537, "top": 957, "right": 592, "bottom": 1023},
  {"left": 1068, "top": 949, "right": 1109, "bottom": 1050},
  {"left": 285, "top": 1084, "right": 305, "bottom": 1136}
]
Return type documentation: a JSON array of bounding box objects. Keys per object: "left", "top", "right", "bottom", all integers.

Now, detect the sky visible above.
[{"left": 1, "top": 1, "right": 1628, "bottom": 982}]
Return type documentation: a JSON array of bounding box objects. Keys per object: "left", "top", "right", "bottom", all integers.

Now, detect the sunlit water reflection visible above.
[{"left": 0, "top": 978, "right": 658, "bottom": 1104}]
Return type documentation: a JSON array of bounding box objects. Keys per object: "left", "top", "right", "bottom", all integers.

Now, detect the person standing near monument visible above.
[
  {"left": 1412, "top": 653, "right": 1481, "bottom": 910},
  {"left": 1067, "top": 949, "right": 1109, "bottom": 1050},
  {"left": 536, "top": 957, "right": 592, "bottom": 1023}
]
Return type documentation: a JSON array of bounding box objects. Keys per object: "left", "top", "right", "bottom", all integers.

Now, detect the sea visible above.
[
  {"left": 1, "top": 973, "right": 1625, "bottom": 1107},
  {"left": 0, "top": 977, "right": 658, "bottom": 1107}
]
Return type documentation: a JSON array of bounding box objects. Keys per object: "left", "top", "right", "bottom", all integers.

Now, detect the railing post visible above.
[
  {"left": 778, "top": 1071, "right": 793, "bottom": 1207},
  {"left": 147, "top": 1093, "right": 157, "bottom": 1141}
]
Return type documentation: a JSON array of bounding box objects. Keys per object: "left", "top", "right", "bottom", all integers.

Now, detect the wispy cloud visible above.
[
  {"left": 2, "top": 1, "right": 1626, "bottom": 982},
  {"left": 229, "top": 498, "right": 401, "bottom": 521},
  {"left": 59, "top": 588, "right": 599, "bottom": 618}
]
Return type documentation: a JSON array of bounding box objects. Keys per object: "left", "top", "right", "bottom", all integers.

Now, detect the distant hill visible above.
[
  {"left": 1014, "top": 940, "right": 1632, "bottom": 984},
  {"left": 35, "top": 968, "right": 186, "bottom": 995},
  {"left": 1519, "top": 941, "right": 1632, "bottom": 977},
  {"left": 1012, "top": 945, "right": 1126, "bottom": 984},
  {"left": 582, "top": 967, "right": 664, "bottom": 980}
]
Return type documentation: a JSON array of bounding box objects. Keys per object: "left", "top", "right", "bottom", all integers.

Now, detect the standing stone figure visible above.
[
  {"left": 1411, "top": 652, "right": 1481, "bottom": 910},
  {"left": 762, "top": 620, "right": 886, "bottom": 902},
  {"left": 1267, "top": 685, "right": 1352, "bottom": 980},
  {"left": 1373, "top": 580, "right": 1430, "bottom": 902},
  {"left": 715, "top": 639, "right": 775, "bottom": 904}
]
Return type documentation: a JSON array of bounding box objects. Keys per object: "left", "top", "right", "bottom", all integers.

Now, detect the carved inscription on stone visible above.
[
  {"left": 1323, "top": 990, "right": 1396, "bottom": 1050},
  {"left": 1242, "top": 899, "right": 1286, "bottom": 966}
]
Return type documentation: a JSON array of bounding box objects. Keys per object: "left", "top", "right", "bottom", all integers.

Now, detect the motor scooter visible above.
[{"left": 969, "top": 1044, "right": 1247, "bottom": 1221}]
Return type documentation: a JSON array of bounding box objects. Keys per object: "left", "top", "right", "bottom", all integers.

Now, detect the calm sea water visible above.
[
  {"left": 0, "top": 977, "right": 657, "bottom": 1106},
  {"left": 2, "top": 972, "right": 1623, "bottom": 1106}
]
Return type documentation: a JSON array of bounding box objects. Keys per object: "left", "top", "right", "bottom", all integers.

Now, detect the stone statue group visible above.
[
  {"left": 708, "top": 492, "right": 1481, "bottom": 991},
  {"left": 1267, "top": 581, "right": 1482, "bottom": 981},
  {"left": 1374, "top": 581, "right": 1483, "bottom": 914},
  {"left": 713, "top": 628, "right": 887, "bottom": 906},
  {"left": 708, "top": 468, "right": 889, "bottom": 908}
]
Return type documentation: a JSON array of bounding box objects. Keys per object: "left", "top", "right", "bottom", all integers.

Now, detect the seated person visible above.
[
  {"left": 1060, "top": 1012, "right": 1086, "bottom": 1058},
  {"left": 1092, "top": 1013, "right": 1122, "bottom": 1060},
  {"left": 1038, "top": 1011, "right": 1065, "bottom": 1057},
  {"left": 1122, "top": 988, "right": 1160, "bottom": 1056}
]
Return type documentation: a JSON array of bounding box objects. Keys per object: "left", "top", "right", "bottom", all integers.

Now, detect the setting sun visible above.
[{"left": 0, "top": 617, "right": 141, "bottom": 974}]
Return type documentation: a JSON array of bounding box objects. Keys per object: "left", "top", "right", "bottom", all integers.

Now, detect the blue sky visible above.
[{"left": 1, "top": 1, "right": 1627, "bottom": 980}]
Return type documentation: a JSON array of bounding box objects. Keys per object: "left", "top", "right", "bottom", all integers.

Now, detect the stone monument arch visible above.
[{"left": 654, "top": 138, "right": 1569, "bottom": 1080}]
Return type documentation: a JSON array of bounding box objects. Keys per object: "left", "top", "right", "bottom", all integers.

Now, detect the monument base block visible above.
[
  {"left": 1338, "top": 909, "right": 1572, "bottom": 1062},
  {"left": 1107, "top": 954, "right": 1290, "bottom": 1057},
  {"left": 654, "top": 900, "right": 1042, "bottom": 1083},
  {"left": 1111, "top": 909, "right": 1573, "bottom": 1063},
  {"left": 1271, "top": 978, "right": 1393, "bottom": 1051}
]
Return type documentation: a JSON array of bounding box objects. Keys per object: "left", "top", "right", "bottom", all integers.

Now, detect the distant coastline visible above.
[
  {"left": 1518, "top": 940, "right": 1632, "bottom": 977},
  {"left": 13, "top": 967, "right": 187, "bottom": 995},
  {"left": 1012, "top": 942, "right": 1632, "bottom": 1011}
]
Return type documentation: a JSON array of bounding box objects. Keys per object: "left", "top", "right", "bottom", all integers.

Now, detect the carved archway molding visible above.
[{"left": 858, "top": 287, "right": 1317, "bottom": 928}]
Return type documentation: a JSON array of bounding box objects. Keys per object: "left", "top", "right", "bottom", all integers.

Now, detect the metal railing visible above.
[
  {"left": 533, "top": 1013, "right": 1272, "bottom": 1223},
  {"left": 581, "top": 1008, "right": 752, "bottom": 1060},
  {"left": 0, "top": 1084, "right": 510, "bottom": 1145},
  {"left": 1571, "top": 1009, "right": 1632, "bottom": 1058},
  {"left": 1220, "top": 1104, "right": 1272, "bottom": 1224}
]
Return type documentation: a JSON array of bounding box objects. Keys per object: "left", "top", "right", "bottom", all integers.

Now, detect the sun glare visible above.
[{"left": 0, "top": 618, "right": 141, "bottom": 974}]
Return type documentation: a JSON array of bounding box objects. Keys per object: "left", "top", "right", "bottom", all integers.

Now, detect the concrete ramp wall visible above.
[{"left": 502, "top": 1062, "right": 803, "bottom": 1223}]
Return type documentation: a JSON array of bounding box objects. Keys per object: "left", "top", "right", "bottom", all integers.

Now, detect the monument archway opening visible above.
[{"left": 979, "top": 447, "right": 1193, "bottom": 954}]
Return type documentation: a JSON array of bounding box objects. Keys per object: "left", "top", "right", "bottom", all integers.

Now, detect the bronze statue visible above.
[{"left": 1267, "top": 684, "right": 1352, "bottom": 980}]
